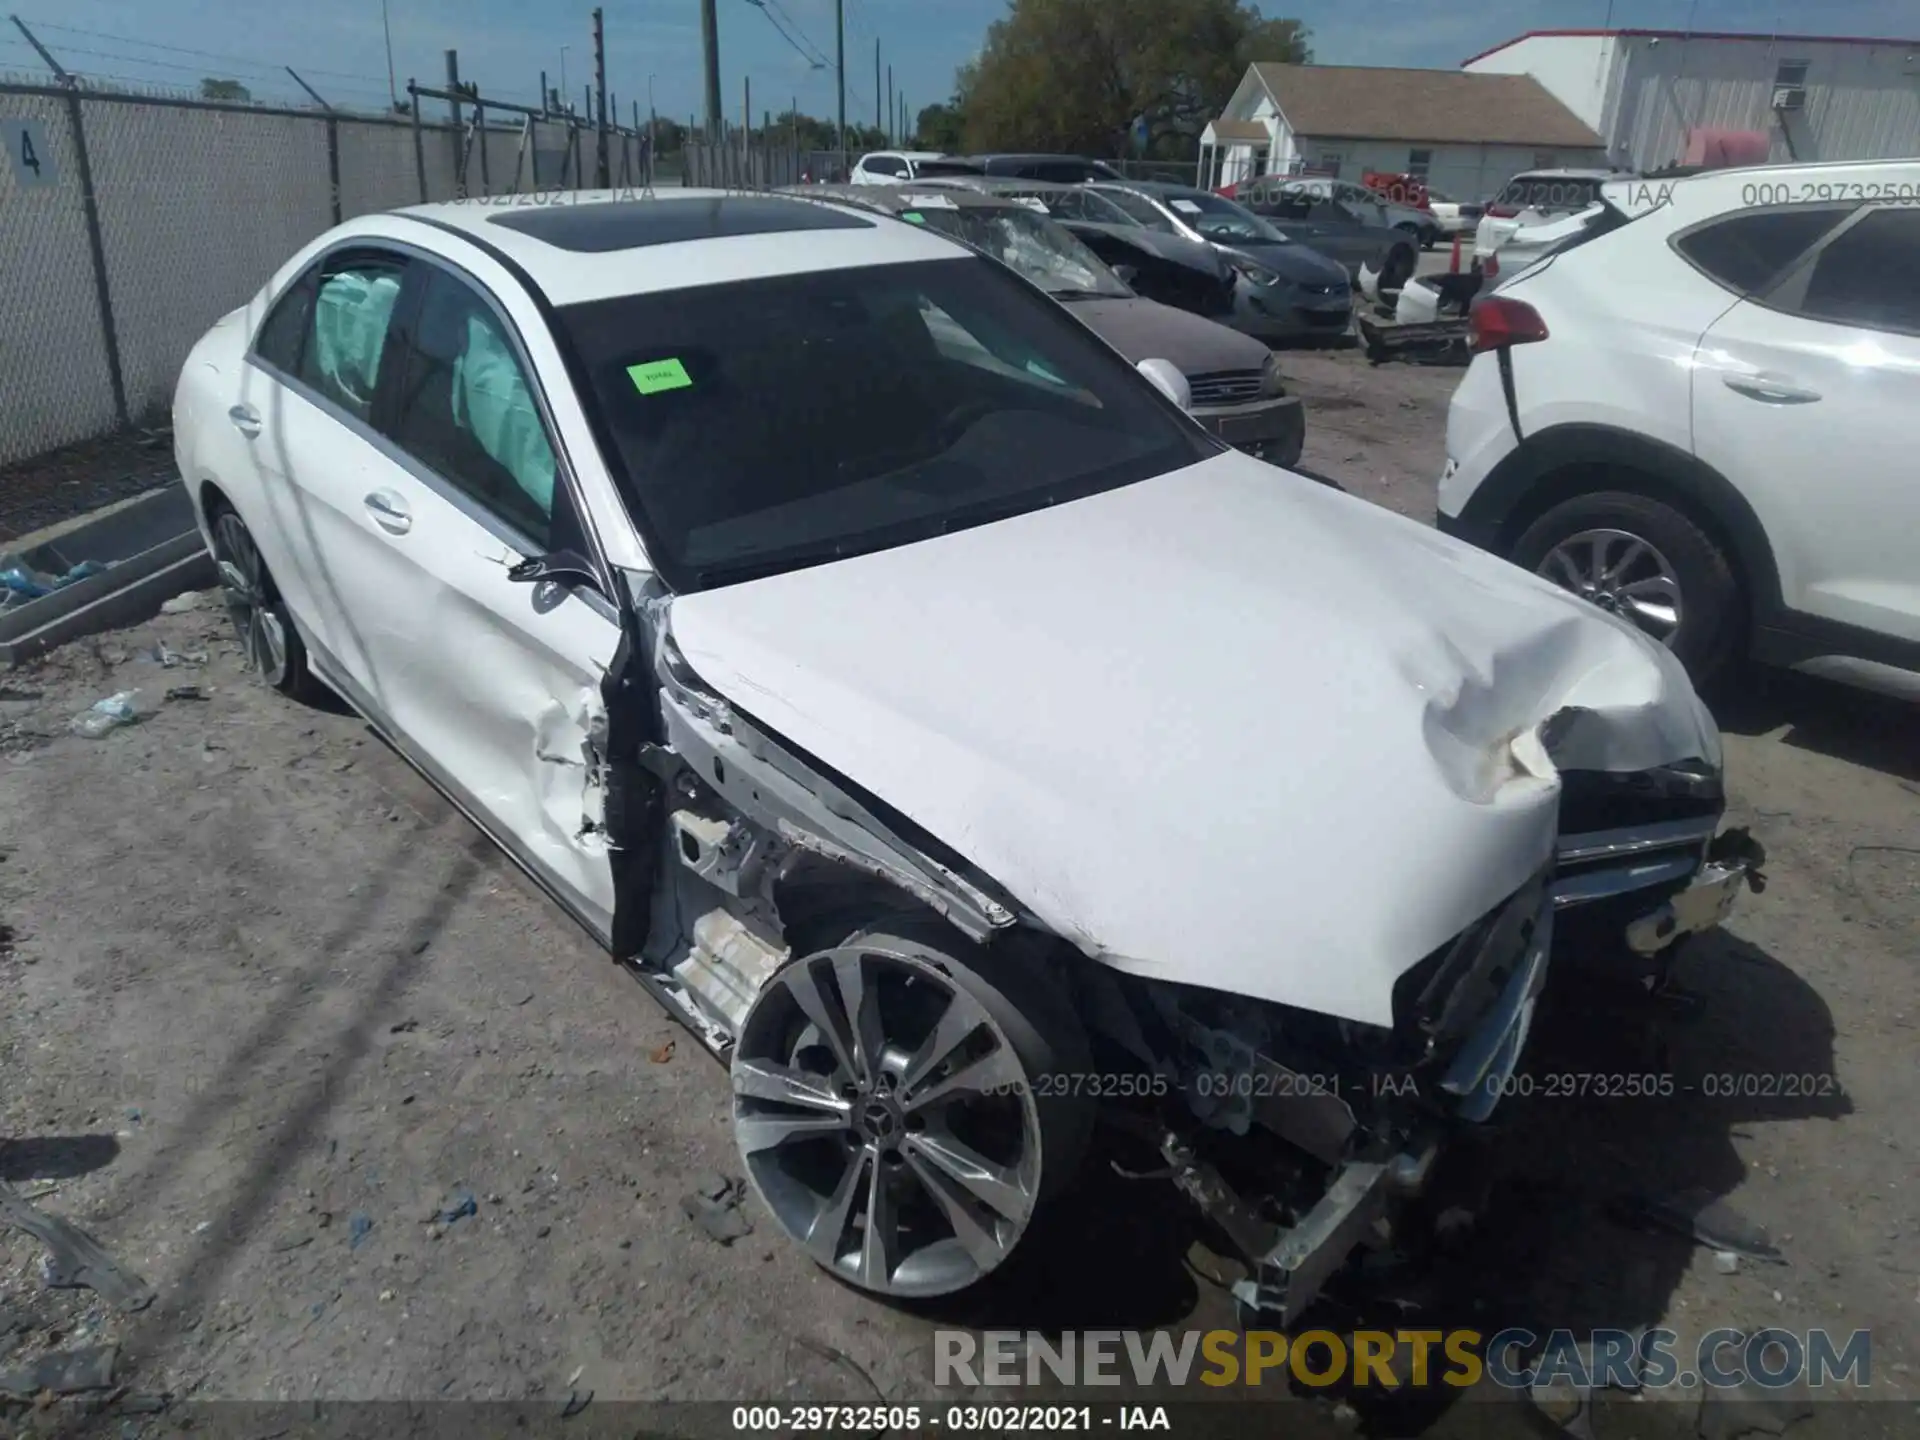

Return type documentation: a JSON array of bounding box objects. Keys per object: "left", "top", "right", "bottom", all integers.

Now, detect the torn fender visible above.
[{"left": 666, "top": 449, "right": 1722, "bottom": 1028}]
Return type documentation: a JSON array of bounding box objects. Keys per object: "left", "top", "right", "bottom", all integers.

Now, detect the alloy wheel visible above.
[
  {"left": 733, "top": 937, "right": 1045, "bottom": 1298},
  {"left": 1537, "top": 527, "right": 1684, "bottom": 646},
  {"left": 212, "top": 511, "right": 290, "bottom": 686}
]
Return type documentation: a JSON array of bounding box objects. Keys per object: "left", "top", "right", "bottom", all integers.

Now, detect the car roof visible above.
[
  {"left": 860, "top": 150, "right": 945, "bottom": 163},
  {"left": 788, "top": 183, "right": 1030, "bottom": 214},
  {"left": 384, "top": 189, "right": 971, "bottom": 307},
  {"left": 1091, "top": 179, "right": 1180, "bottom": 196}
]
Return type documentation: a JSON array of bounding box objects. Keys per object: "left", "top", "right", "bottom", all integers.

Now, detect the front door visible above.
[
  {"left": 1692, "top": 204, "right": 1920, "bottom": 646},
  {"left": 340, "top": 260, "right": 624, "bottom": 934}
]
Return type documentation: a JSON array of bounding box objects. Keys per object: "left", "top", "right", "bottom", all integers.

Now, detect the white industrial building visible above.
[
  {"left": 1198, "top": 62, "right": 1605, "bottom": 200},
  {"left": 1463, "top": 27, "right": 1920, "bottom": 171}
]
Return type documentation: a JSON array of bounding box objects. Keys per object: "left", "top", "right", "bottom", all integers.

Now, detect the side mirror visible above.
[
  {"left": 1136, "top": 358, "right": 1190, "bottom": 411},
  {"left": 1112, "top": 263, "right": 1140, "bottom": 287},
  {"left": 507, "top": 549, "right": 602, "bottom": 593}
]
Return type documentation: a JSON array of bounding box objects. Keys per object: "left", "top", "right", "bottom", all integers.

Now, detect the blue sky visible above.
[{"left": 1, "top": 0, "right": 1913, "bottom": 123}]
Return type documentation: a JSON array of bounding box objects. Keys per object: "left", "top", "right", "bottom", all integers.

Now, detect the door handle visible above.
[
  {"left": 1722, "top": 373, "right": 1821, "bottom": 405},
  {"left": 228, "top": 403, "right": 262, "bottom": 438},
  {"left": 363, "top": 489, "right": 413, "bottom": 535}
]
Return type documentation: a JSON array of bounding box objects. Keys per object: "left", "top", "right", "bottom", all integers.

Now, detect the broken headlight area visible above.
[
  {"left": 1072, "top": 870, "right": 1554, "bottom": 1326},
  {"left": 1547, "top": 751, "right": 1765, "bottom": 961}
]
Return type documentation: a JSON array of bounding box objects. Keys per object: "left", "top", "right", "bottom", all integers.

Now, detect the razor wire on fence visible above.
[{"left": 0, "top": 76, "right": 658, "bottom": 470}]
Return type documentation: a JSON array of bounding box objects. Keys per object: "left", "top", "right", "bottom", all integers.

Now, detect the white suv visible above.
[
  {"left": 849, "top": 150, "right": 948, "bottom": 184},
  {"left": 1441, "top": 159, "right": 1920, "bottom": 699},
  {"left": 1472, "top": 168, "right": 1614, "bottom": 272}
]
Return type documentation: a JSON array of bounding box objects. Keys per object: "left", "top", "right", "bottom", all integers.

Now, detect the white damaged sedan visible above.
[{"left": 175, "top": 189, "right": 1762, "bottom": 1320}]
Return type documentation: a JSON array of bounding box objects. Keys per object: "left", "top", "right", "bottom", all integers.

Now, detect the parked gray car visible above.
[
  {"left": 910, "top": 176, "right": 1240, "bottom": 320},
  {"left": 790, "top": 184, "right": 1305, "bottom": 466},
  {"left": 1087, "top": 180, "right": 1354, "bottom": 344}
]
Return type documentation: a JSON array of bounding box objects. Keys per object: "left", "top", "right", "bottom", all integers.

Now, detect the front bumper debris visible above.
[
  {"left": 1194, "top": 394, "right": 1305, "bottom": 466},
  {"left": 1624, "top": 827, "right": 1768, "bottom": 956},
  {"left": 1192, "top": 881, "right": 1555, "bottom": 1326}
]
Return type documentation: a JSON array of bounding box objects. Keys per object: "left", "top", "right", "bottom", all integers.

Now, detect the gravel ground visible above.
[{"left": 2, "top": 354, "right": 1916, "bottom": 1435}]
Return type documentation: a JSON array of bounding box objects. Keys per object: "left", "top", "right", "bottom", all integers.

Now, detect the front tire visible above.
[
  {"left": 209, "top": 502, "right": 319, "bottom": 700},
  {"left": 1509, "top": 489, "right": 1742, "bottom": 687},
  {"left": 731, "top": 921, "right": 1091, "bottom": 1299}
]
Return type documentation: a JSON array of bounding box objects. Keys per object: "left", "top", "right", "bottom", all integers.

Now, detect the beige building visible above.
[{"left": 1198, "top": 62, "right": 1605, "bottom": 201}]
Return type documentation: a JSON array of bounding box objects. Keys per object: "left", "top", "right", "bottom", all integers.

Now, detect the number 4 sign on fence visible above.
[{"left": 1, "top": 119, "right": 60, "bottom": 189}]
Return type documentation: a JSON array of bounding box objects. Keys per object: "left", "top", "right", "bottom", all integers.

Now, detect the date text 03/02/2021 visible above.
[
  {"left": 982, "top": 1070, "right": 1847, "bottom": 1102},
  {"left": 730, "top": 1406, "right": 1169, "bottom": 1432}
]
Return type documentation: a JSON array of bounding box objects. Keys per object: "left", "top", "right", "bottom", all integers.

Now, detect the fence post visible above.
[
  {"left": 474, "top": 100, "right": 490, "bottom": 195},
  {"left": 65, "top": 87, "right": 130, "bottom": 429},
  {"left": 325, "top": 117, "right": 342, "bottom": 223},
  {"left": 409, "top": 81, "right": 427, "bottom": 201}
]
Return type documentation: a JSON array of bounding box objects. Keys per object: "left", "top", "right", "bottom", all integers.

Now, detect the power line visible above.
[
  {"left": 19, "top": 18, "right": 394, "bottom": 86},
  {"left": 740, "top": 0, "right": 829, "bottom": 69}
]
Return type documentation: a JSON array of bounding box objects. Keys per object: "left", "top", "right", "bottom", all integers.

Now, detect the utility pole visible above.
[
  {"left": 887, "top": 65, "right": 894, "bottom": 146},
  {"left": 382, "top": 0, "right": 398, "bottom": 109},
  {"left": 539, "top": 70, "right": 548, "bottom": 116},
  {"left": 874, "top": 38, "right": 881, "bottom": 136},
  {"left": 445, "top": 49, "right": 463, "bottom": 128},
  {"left": 592, "top": 7, "right": 609, "bottom": 188},
  {"left": 834, "top": 0, "right": 846, "bottom": 173},
  {"left": 699, "top": 0, "right": 722, "bottom": 142}
]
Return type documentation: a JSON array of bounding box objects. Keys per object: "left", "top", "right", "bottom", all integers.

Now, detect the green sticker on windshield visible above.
[
  {"left": 901, "top": 211, "right": 925, "bottom": 224},
  {"left": 627, "top": 357, "right": 693, "bottom": 394}
]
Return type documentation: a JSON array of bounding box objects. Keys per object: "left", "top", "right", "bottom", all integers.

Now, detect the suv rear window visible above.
[
  {"left": 1674, "top": 205, "right": 1854, "bottom": 294},
  {"left": 1496, "top": 175, "right": 1602, "bottom": 213}
]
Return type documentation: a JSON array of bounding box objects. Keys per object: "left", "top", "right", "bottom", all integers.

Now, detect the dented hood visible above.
[{"left": 666, "top": 450, "right": 1720, "bottom": 1027}]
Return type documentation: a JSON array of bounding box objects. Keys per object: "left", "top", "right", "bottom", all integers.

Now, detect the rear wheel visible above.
[
  {"left": 209, "top": 503, "right": 318, "bottom": 700},
  {"left": 1510, "top": 489, "right": 1742, "bottom": 687},
  {"left": 732, "top": 921, "right": 1090, "bottom": 1299}
]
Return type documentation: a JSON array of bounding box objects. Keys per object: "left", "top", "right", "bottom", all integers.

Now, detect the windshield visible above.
[
  {"left": 912, "top": 158, "right": 985, "bottom": 177},
  {"left": 560, "top": 257, "right": 1213, "bottom": 591},
  {"left": 1007, "top": 187, "right": 1137, "bottom": 227},
  {"left": 1162, "top": 190, "right": 1285, "bottom": 243},
  {"left": 907, "top": 204, "right": 1131, "bottom": 298},
  {"left": 1098, "top": 187, "right": 1177, "bottom": 233}
]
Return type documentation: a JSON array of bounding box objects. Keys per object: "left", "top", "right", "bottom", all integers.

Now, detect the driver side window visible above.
[{"left": 383, "top": 267, "right": 559, "bottom": 547}]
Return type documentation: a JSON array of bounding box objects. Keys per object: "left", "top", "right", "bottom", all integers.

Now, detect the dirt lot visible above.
[{"left": 2, "top": 349, "right": 1916, "bottom": 1435}]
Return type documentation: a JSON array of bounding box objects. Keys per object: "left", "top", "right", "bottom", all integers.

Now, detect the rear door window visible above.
[
  {"left": 1780, "top": 207, "right": 1920, "bottom": 336},
  {"left": 1674, "top": 205, "right": 1855, "bottom": 294},
  {"left": 253, "top": 270, "right": 316, "bottom": 374},
  {"left": 297, "top": 253, "right": 408, "bottom": 420}
]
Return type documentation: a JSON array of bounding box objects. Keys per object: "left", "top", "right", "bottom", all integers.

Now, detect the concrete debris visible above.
[
  {"left": 0, "top": 1178, "right": 154, "bottom": 1312},
  {"left": 683, "top": 1174, "right": 753, "bottom": 1245},
  {"left": 1609, "top": 1190, "right": 1787, "bottom": 1264},
  {"left": 0, "top": 1342, "right": 117, "bottom": 1397}
]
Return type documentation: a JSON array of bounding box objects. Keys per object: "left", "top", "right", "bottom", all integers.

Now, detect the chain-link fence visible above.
[
  {"left": 683, "top": 135, "right": 804, "bottom": 189},
  {"left": 0, "top": 77, "right": 660, "bottom": 470}
]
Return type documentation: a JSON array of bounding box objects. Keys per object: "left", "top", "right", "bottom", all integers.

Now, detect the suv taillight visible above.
[{"left": 1469, "top": 296, "right": 1549, "bottom": 352}]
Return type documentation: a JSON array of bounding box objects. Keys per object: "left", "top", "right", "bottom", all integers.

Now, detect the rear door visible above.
[
  {"left": 1692, "top": 204, "right": 1920, "bottom": 644},
  {"left": 346, "top": 258, "right": 623, "bottom": 934},
  {"left": 241, "top": 246, "right": 414, "bottom": 689}
]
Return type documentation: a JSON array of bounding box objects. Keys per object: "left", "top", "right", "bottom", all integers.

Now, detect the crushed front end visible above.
[{"left": 1072, "top": 866, "right": 1557, "bottom": 1326}]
